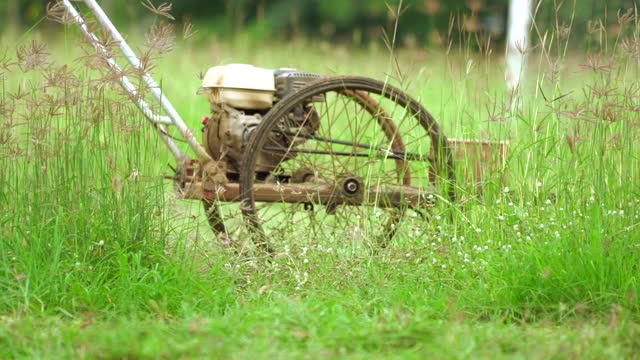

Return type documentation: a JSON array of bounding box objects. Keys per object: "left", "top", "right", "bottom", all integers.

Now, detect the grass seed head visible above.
[{"left": 16, "top": 40, "right": 50, "bottom": 72}]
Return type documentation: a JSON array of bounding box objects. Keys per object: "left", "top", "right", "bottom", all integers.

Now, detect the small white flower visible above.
[
  {"left": 545, "top": 199, "right": 552, "bottom": 205},
  {"left": 98, "top": 240, "right": 104, "bottom": 246},
  {"left": 503, "top": 187, "right": 510, "bottom": 193},
  {"left": 496, "top": 199, "right": 502, "bottom": 204},
  {"left": 536, "top": 180, "right": 543, "bottom": 188},
  {"left": 497, "top": 215, "right": 505, "bottom": 221},
  {"left": 129, "top": 168, "right": 140, "bottom": 181}
]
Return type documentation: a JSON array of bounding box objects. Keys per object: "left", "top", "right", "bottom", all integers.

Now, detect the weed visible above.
[{"left": 0, "top": 1, "right": 639, "bottom": 357}]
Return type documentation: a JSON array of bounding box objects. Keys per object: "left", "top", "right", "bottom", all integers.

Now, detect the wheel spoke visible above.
[{"left": 235, "top": 76, "right": 454, "bottom": 250}]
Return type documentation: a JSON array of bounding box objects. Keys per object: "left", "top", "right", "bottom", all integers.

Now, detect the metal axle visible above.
[{"left": 181, "top": 181, "right": 434, "bottom": 209}]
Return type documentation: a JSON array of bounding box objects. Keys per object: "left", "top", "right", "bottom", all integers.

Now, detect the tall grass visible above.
[
  {"left": 0, "top": 37, "right": 235, "bottom": 318},
  {"left": 0, "top": 1, "right": 639, "bottom": 357}
]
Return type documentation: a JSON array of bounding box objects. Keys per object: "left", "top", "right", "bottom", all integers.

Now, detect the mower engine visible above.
[{"left": 200, "top": 64, "right": 322, "bottom": 173}]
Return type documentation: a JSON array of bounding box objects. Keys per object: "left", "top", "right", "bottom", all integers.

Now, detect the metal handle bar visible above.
[
  {"left": 62, "top": 0, "right": 214, "bottom": 164},
  {"left": 61, "top": 0, "right": 184, "bottom": 160}
]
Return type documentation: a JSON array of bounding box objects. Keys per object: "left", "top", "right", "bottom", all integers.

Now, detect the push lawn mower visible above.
[{"left": 59, "top": 0, "right": 463, "bottom": 251}]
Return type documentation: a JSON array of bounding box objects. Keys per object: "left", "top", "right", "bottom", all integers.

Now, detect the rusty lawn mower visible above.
[{"left": 59, "top": 0, "right": 471, "bottom": 252}]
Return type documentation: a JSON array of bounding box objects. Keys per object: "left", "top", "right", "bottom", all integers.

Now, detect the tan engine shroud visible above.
[{"left": 200, "top": 64, "right": 275, "bottom": 110}]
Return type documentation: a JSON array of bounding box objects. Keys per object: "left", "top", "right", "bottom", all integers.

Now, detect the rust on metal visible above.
[
  {"left": 448, "top": 138, "right": 508, "bottom": 191},
  {"left": 345, "top": 90, "right": 411, "bottom": 185},
  {"left": 181, "top": 179, "right": 433, "bottom": 209}
]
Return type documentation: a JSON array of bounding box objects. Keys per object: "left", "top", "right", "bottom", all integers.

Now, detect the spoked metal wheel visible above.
[{"left": 239, "top": 76, "right": 454, "bottom": 251}]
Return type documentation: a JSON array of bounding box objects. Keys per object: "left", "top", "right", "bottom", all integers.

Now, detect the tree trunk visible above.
[{"left": 505, "top": 0, "right": 533, "bottom": 94}]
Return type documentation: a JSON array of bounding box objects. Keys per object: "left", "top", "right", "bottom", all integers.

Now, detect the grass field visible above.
[{"left": 1, "top": 10, "right": 639, "bottom": 358}]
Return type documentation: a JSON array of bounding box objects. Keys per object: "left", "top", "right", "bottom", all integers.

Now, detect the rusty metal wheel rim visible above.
[{"left": 239, "top": 76, "right": 454, "bottom": 250}]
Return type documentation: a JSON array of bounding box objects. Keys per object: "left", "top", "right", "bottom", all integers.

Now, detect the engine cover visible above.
[
  {"left": 201, "top": 64, "right": 275, "bottom": 110},
  {"left": 274, "top": 69, "right": 323, "bottom": 101}
]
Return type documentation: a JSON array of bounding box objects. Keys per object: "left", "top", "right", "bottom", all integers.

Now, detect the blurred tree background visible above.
[{"left": 1, "top": 0, "right": 638, "bottom": 46}]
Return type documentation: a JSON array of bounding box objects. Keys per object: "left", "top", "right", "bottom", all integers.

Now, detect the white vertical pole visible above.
[{"left": 505, "top": 0, "right": 533, "bottom": 94}]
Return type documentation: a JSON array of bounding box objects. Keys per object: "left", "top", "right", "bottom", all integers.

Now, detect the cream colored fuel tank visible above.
[{"left": 200, "top": 64, "right": 275, "bottom": 110}]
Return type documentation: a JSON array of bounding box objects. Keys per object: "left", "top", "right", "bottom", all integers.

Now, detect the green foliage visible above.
[
  {"left": 1, "top": 1, "right": 640, "bottom": 356},
  {"left": 4, "top": 0, "right": 638, "bottom": 46},
  {"left": 0, "top": 44, "right": 236, "bottom": 317}
]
